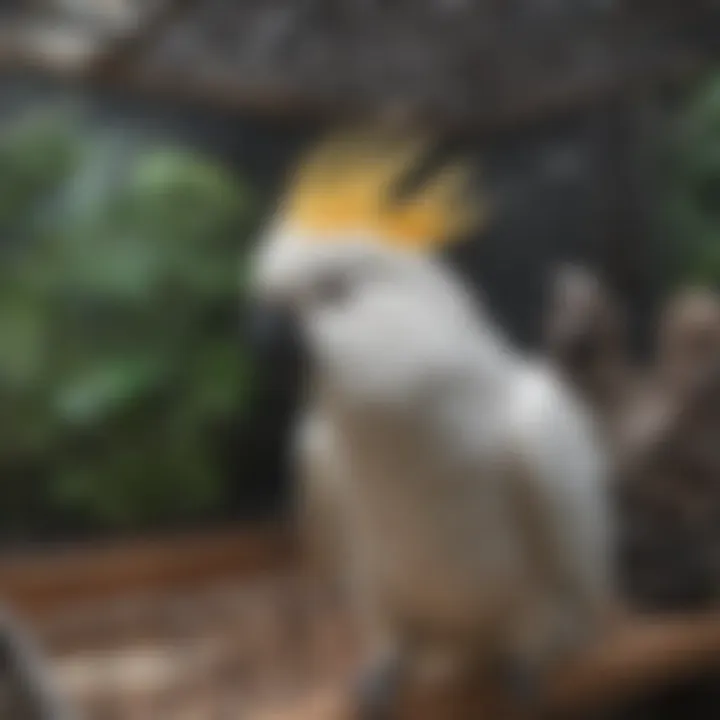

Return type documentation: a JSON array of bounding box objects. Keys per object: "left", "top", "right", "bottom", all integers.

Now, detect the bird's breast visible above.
[{"left": 334, "top": 415, "right": 527, "bottom": 632}]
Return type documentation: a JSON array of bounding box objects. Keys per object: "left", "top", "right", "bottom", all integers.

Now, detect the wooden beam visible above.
[
  {"left": 0, "top": 19, "right": 710, "bottom": 137},
  {"left": 89, "top": 52, "right": 706, "bottom": 138},
  {"left": 1, "top": 524, "right": 295, "bottom": 621},
  {"left": 0, "top": 0, "right": 177, "bottom": 75}
]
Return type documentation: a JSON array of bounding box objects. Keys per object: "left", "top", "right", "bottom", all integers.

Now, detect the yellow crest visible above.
[{"left": 278, "top": 131, "right": 486, "bottom": 252}]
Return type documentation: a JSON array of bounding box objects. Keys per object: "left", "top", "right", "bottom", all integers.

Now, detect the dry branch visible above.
[{"left": 546, "top": 612, "right": 720, "bottom": 716}]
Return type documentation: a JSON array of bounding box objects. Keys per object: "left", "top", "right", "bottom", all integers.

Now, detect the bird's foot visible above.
[
  {"left": 499, "top": 658, "right": 543, "bottom": 711},
  {"left": 354, "top": 652, "right": 405, "bottom": 720}
]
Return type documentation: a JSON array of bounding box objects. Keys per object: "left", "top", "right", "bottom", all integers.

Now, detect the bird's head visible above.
[
  {"left": 658, "top": 287, "right": 720, "bottom": 397},
  {"left": 247, "top": 130, "right": 492, "bottom": 406}
]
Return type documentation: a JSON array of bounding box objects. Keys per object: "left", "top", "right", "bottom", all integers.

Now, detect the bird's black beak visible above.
[{"left": 244, "top": 301, "right": 306, "bottom": 370}]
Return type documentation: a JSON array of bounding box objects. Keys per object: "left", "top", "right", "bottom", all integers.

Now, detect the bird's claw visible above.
[
  {"left": 354, "top": 655, "right": 404, "bottom": 720},
  {"left": 495, "top": 654, "right": 546, "bottom": 712}
]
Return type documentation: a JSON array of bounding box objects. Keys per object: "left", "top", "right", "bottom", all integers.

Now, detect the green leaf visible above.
[
  {"left": 0, "top": 107, "right": 259, "bottom": 534},
  {"left": 54, "top": 357, "right": 166, "bottom": 426},
  {"left": 0, "top": 295, "right": 48, "bottom": 388},
  {"left": 188, "top": 343, "right": 253, "bottom": 418}
]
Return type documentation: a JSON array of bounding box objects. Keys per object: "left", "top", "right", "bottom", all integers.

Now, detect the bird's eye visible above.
[{"left": 314, "top": 273, "right": 352, "bottom": 307}]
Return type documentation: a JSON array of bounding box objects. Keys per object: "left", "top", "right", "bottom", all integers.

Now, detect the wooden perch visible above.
[
  {"left": 546, "top": 612, "right": 720, "bottom": 716},
  {"left": 255, "top": 611, "right": 720, "bottom": 720}
]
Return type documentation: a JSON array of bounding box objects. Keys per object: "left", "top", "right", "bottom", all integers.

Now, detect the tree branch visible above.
[{"left": 255, "top": 611, "right": 720, "bottom": 720}]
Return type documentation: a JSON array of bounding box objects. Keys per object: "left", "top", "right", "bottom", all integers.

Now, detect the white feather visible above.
[{"left": 252, "top": 228, "right": 615, "bottom": 672}]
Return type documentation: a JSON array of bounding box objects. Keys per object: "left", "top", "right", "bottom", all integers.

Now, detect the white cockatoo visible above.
[{"left": 249, "top": 132, "right": 615, "bottom": 714}]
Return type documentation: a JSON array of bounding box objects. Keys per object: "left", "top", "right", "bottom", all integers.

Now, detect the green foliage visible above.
[
  {"left": 667, "top": 73, "right": 720, "bottom": 285},
  {"left": 0, "top": 114, "right": 83, "bottom": 235},
  {"left": 0, "top": 110, "right": 258, "bottom": 536}
]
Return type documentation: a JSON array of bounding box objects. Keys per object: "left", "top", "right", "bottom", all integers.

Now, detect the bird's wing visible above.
[
  {"left": 294, "top": 407, "right": 353, "bottom": 593},
  {"left": 504, "top": 367, "right": 615, "bottom": 615}
]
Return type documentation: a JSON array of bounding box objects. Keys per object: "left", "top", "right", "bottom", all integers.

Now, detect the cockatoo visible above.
[
  {"left": 657, "top": 288, "right": 720, "bottom": 403},
  {"left": 543, "top": 265, "right": 634, "bottom": 459},
  {"left": 543, "top": 265, "right": 630, "bottom": 416},
  {"left": 248, "top": 132, "right": 615, "bottom": 716}
]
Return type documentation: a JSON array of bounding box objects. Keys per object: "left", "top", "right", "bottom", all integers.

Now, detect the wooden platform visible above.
[
  {"left": 2, "top": 524, "right": 294, "bottom": 622},
  {"left": 45, "top": 576, "right": 357, "bottom": 719},
  {"left": 2, "top": 526, "right": 354, "bottom": 719},
  {"left": 5, "top": 526, "right": 720, "bottom": 719}
]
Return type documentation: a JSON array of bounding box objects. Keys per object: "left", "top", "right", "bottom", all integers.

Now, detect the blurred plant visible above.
[
  {"left": 667, "top": 73, "right": 720, "bottom": 285},
  {"left": 0, "top": 110, "right": 257, "bottom": 536}
]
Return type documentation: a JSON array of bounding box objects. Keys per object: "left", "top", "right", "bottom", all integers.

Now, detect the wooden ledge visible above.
[{"left": 1, "top": 524, "right": 295, "bottom": 620}]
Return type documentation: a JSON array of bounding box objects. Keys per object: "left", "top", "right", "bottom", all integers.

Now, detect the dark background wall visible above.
[{"left": 0, "top": 72, "right": 669, "bottom": 523}]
